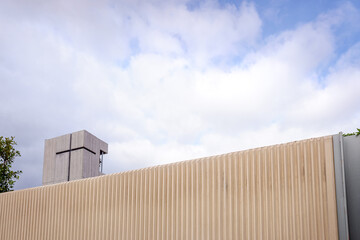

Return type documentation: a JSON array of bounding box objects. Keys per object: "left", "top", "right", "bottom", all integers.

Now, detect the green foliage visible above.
[
  {"left": 0, "top": 136, "right": 22, "bottom": 193},
  {"left": 343, "top": 128, "right": 360, "bottom": 137}
]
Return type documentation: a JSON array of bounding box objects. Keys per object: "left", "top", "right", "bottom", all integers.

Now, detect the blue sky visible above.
[{"left": 0, "top": 0, "right": 360, "bottom": 190}]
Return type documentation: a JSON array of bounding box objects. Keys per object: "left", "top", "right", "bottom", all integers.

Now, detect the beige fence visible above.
[{"left": 0, "top": 136, "right": 338, "bottom": 240}]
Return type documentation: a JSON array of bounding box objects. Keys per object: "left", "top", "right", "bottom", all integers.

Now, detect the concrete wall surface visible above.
[
  {"left": 1, "top": 135, "right": 338, "bottom": 240},
  {"left": 42, "top": 130, "right": 108, "bottom": 185},
  {"left": 343, "top": 135, "right": 360, "bottom": 240}
]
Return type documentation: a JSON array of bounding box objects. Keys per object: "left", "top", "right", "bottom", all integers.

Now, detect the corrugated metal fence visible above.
[{"left": 0, "top": 136, "right": 338, "bottom": 240}]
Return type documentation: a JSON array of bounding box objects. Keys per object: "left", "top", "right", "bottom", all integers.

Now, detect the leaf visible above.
[{"left": 0, "top": 136, "right": 22, "bottom": 193}]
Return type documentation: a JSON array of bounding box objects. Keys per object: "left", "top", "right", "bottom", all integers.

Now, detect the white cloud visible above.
[
  {"left": 0, "top": 0, "right": 359, "bottom": 189},
  {"left": 285, "top": 42, "right": 360, "bottom": 129}
]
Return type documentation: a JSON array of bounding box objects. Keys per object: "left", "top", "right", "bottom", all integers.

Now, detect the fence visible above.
[{"left": 0, "top": 136, "right": 338, "bottom": 240}]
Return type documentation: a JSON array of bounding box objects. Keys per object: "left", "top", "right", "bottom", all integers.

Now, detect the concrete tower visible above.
[{"left": 42, "top": 130, "right": 108, "bottom": 185}]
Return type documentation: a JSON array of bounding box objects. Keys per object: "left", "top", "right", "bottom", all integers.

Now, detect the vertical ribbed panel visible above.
[{"left": 0, "top": 136, "right": 338, "bottom": 240}]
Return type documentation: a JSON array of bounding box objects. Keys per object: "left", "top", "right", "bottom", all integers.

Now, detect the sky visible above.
[{"left": 0, "top": 0, "right": 359, "bottom": 190}]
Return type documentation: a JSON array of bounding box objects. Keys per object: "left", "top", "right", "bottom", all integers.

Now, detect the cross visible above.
[{"left": 55, "top": 134, "right": 96, "bottom": 181}]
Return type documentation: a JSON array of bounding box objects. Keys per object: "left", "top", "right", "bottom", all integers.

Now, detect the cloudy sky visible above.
[{"left": 1, "top": 0, "right": 359, "bottom": 190}]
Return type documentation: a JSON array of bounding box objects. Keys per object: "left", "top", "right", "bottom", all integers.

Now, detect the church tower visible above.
[{"left": 42, "top": 130, "right": 108, "bottom": 185}]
